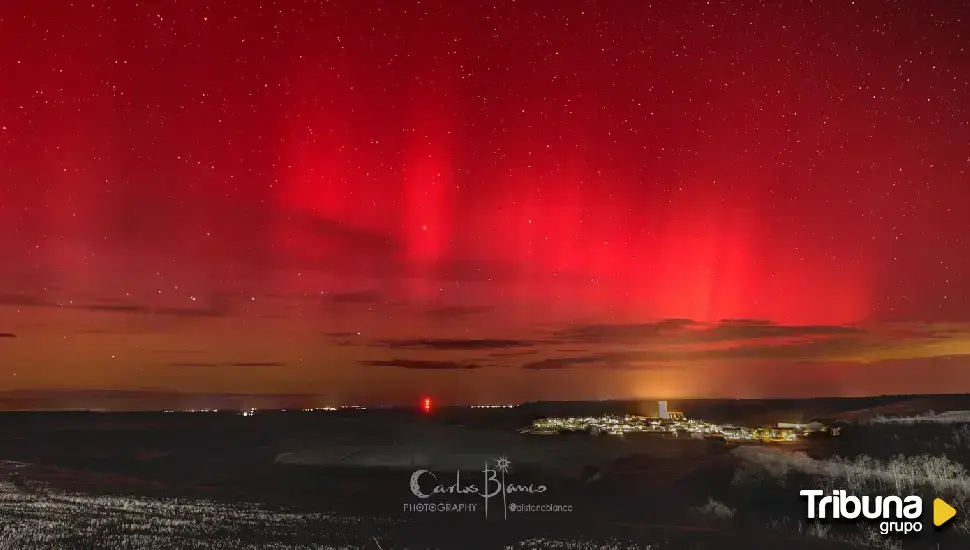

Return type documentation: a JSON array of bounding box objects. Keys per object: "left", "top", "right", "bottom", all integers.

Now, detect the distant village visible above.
[{"left": 520, "top": 401, "right": 838, "bottom": 443}]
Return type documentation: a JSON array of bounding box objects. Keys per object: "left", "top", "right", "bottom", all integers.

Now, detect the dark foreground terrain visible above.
[{"left": 0, "top": 395, "right": 968, "bottom": 549}]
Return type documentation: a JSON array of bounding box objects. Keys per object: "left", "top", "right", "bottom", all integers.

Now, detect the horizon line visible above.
[{"left": 0, "top": 391, "right": 967, "bottom": 413}]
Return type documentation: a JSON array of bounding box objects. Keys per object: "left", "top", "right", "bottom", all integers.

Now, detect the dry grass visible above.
[
  {"left": 736, "top": 445, "right": 970, "bottom": 546},
  {"left": 507, "top": 540, "right": 659, "bottom": 550},
  {"left": 765, "top": 516, "right": 903, "bottom": 549},
  {"left": 733, "top": 446, "right": 970, "bottom": 496},
  {"left": 864, "top": 411, "right": 970, "bottom": 425},
  {"left": 694, "top": 498, "right": 735, "bottom": 519}
]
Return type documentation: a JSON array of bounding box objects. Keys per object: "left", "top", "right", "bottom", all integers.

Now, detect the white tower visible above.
[{"left": 658, "top": 400, "right": 669, "bottom": 419}]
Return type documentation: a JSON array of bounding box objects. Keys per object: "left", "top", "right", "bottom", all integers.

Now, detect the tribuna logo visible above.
[{"left": 800, "top": 490, "right": 924, "bottom": 534}]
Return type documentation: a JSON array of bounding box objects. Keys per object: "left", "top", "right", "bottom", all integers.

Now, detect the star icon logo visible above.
[{"left": 494, "top": 455, "right": 511, "bottom": 473}]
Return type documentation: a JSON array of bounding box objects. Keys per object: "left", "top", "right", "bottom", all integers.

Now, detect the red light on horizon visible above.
[{"left": 421, "top": 397, "right": 433, "bottom": 413}]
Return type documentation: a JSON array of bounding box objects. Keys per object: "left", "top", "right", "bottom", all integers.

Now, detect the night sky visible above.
[{"left": 1, "top": 1, "right": 968, "bottom": 405}]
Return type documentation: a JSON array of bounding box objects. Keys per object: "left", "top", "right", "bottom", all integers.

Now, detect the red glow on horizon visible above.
[{"left": 421, "top": 397, "right": 433, "bottom": 413}]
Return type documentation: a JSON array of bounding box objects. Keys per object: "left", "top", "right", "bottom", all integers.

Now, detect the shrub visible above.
[
  {"left": 694, "top": 498, "right": 735, "bottom": 519},
  {"left": 805, "top": 521, "right": 831, "bottom": 539},
  {"left": 953, "top": 425, "right": 970, "bottom": 448},
  {"left": 847, "top": 525, "right": 903, "bottom": 550}
]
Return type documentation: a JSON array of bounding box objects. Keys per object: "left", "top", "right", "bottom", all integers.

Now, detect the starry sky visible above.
[{"left": 1, "top": 1, "right": 968, "bottom": 406}]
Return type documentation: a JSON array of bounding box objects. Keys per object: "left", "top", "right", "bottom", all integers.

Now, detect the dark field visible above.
[{"left": 1, "top": 395, "right": 969, "bottom": 549}]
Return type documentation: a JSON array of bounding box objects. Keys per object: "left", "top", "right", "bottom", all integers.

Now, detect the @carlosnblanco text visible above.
[{"left": 508, "top": 503, "right": 572, "bottom": 513}]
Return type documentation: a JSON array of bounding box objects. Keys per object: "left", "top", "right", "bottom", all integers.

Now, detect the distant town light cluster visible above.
[
  {"left": 163, "top": 405, "right": 364, "bottom": 413},
  {"left": 470, "top": 404, "right": 516, "bottom": 409},
  {"left": 521, "top": 402, "right": 829, "bottom": 443},
  {"left": 245, "top": 405, "right": 363, "bottom": 416}
]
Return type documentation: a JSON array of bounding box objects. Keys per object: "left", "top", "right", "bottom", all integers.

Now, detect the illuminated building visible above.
[{"left": 777, "top": 421, "right": 825, "bottom": 432}]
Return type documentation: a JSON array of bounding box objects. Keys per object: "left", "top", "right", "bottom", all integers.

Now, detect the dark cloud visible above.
[
  {"left": 551, "top": 318, "right": 861, "bottom": 344},
  {"left": 302, "top": 214, "right": 399, "bottom": 255},
  {"left": 359, "top": 359, "right": 484, "bottom": 370},
  {"left": 551, "top": 319, "right": 696, "bottom": 342},
  {"left": 882, "top": 324, "right": 968, "bottom": 341},
  {"left": 425, "top": 305, "right": 496, "bottom": 319},
  {"left": 701, "top": 320, "right": 862, "bottom": 341},
  {"left": 697, "top": 335, "right": 877, "bottom": 361},
  {"left": 522, "top": 356, "right": 605, "bottom": 370},
  {"left": 282, "top": 216, "right": 513, "bottom": 284},
  {"left": 355, "top": 320, "right": 901, "bottom": 375},
  {"left": 282, "top": 214, "right": 400, "bottom": 276},
  {"left": 560, "top": 334, "right": 870, "bottom": 365},
  {"left": 167, "top": 361, "right": 285, "bottom": 367},
  {"left": 608, "top": 362, "right": 671, "bottom": 371},
  {"left": 488, "top": 350, "right": 541, "bottom": 357},
  {"left": 323, "top": 332, "right": 366, "bottom": 347},
  {"left": 519, "top": 333, "right": 877, "bottom": 369},
  {"left": 333, "top": 340, "right": 358, "bottom": 347},
  {"left": 1, "top": 388, "right": 187, "bottom": 398},
  {"left": 81, "top": 304, "right": 146, "bottom": 313},
  {"left": 0, "top": 293, "right": 50, "bottom": 307},
  {"left": 427, "top": 257, "right": 527, "bottom": 283},
  {"left": 324, "top": 291, "right": 383, "bottom": 304},
  {"left": 76, "top": 292, "right": 233, "bottom": 318},
  {"left": 520, "top": 354, "right": 663, "bottom": 371},
  {"left": 0, "top": 291, "right": 234, "bottom": 319},
  {"left": 0, "top": 332, "right": 16, "bottom": 338},
  {"left": 375, "top": 338, "right": 533, "bottom": 350}
]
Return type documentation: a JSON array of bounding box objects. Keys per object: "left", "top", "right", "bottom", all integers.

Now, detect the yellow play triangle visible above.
[{"left": 934, "top": 498, "right": 956, "bottom": 527}]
